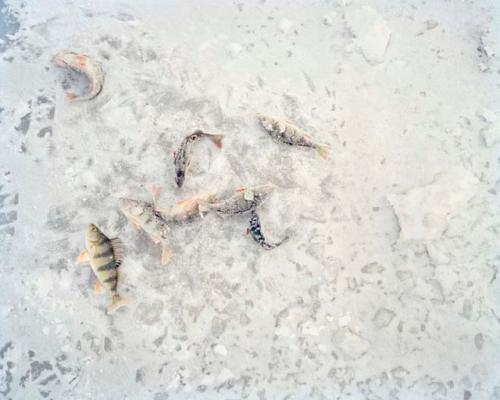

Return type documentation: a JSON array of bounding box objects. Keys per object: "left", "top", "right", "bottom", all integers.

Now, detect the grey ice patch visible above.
[
  {"left": 15, "top": 112, "right": 32, "bottom": 135},
  {"left": 37, "top": 127, "right": 52, "bottom": 138},
  {"left": 425, "top": 20, "right": 439, "bottom": 30},
  {"left": 361, "top": 262, "right": 385, "bottom": 274},
  {"left": 0, "top": 3, "right": 20, "bottom": 53},
  {"left": 477, "top": 29, "right": 494, "bottom": 72},
  {"left": 372, "top": 308, "right": 396, "bottom": 328},
  {"left": 0, "top": 210, "right": 16, "bottom": 225},
  {"left": 0, "top": 341, "right": 13, "bottom": 358},
  {"left": 211, "top": 317, "right": 227, "bottom": 338},
  {"left": 474, "top": 333, "right": 484, "bottom": 350}
]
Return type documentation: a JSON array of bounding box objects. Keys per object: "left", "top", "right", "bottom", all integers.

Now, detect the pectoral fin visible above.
[
  {"left": 94, "top": 281, "right": 103, "bottom": 295},
  {"left": 77, "top": 250, "right": 89, "bottom": 264}
]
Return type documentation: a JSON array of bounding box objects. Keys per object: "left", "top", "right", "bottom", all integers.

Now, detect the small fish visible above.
[
  {"left": 118, "top": 198, "right": 172, "bottom": 265},
  {"left": 173, "top": 130, "right": 224, "bottom": 188},
  {"left": 152, "top": 186, "right": 218, "bottom": 224},
  {"left": 77, "top": 224, "right": 131, "bottom": 314},
  {"left": 199, "top": 184, "right": 274, "bottom": 216},
  {"left": 247, "top": 209, "right": 288, "bottom": 250},
  {"left": 256, "top": 113, "right": 329, "bottom": 159},
  {"left": 53, "top": 51, "right": 104, "bottom": 101}
]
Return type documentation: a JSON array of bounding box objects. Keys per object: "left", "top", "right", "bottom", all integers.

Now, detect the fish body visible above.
[
  {"left": 256, "top": 113, "right": 329, "bottom": 159},
  {"left": 199, "top": 184, "right": 274, "bottom": 216},
  {"left": 247, "top": 209, "right": 288, "bottom": 250},
  {"left": 118, "top": 198, "right": 172, "bottom": 265},
  {"left": 158, "top": 192, "right": 218, "bottom": 224},
  {"left": 53, "top": 51, "right": 104, "bottom": 101},
  {"left": 174, "top": 130, "right": 224, "bottom": 188},
  {"left": 81, "top": 224, "right": 130, "bottom": 313}
]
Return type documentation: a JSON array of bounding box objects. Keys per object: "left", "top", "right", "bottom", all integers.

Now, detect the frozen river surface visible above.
[{"left": 0, "top": 0, "right": 500, "bottom": 399}]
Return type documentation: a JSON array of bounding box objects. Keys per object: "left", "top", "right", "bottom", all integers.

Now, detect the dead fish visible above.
[
  {"left": 76, "top": 224, "right": 131, "bottom": 314},
  {"left": 53, "top": 51, "right": 104, "bottom": 101},
  {"left": 199, "top": 184, "right": 274, "bottom": 216},
  {"left": 256, "top": 113, "right": 329, "bottom": 159},
  {"left": 118, "top": 198, "right": 172, "bottom": 266},
  {"left": 247, "top": 209, "right": 288, "bottom": 250},
  {"left": 173, "top": 130, "right": 224, "bottom": 188},
  {"left": 151, "top": 185, "right": 218, "bottom": 224}
]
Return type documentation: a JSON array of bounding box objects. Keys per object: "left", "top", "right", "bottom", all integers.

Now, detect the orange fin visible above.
[
  {"left": 77, "top": 250, "right": 89, "bottom": 264},
  {"left": 317, "top": 145, "right": 330, "bottom": 160},
  {"left": 208, "top": 134, "right": 224, "bottom": 149},
  {"left": 94, "top": 281, "right": 103, "bottom": 295},
  {"left": 66, "top": 92, "right": 79, "bottom": 102},
  {"left": 235, "top": 187, "right": 246, "bottom": 192}
]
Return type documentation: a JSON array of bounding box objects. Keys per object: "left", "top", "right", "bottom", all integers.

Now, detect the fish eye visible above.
[
  {"left": 177, "top": 170, "right": 184, "bottom": 178},
  {"left": 91, "top": 226, "right": 97, "bottom": 231},
  {"left": 190, "top": 134, "right": 198, "bottom": 140}
]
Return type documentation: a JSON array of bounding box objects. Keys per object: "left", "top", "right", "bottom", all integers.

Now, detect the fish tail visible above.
[
  {"left": 317, "top": 144, "right": 330, "bottom": 160},
  {"left": 107, "top": 294, "right": 132, "bottom": 314},
  {"left": 208, "top": 134, "right": 224, "bottom": 149}
]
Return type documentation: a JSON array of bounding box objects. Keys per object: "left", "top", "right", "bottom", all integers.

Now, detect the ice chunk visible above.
[
  {"left": 387, "top": 168, "right": 479, "bottom": 241},
  {"left": 480, "top": 121, "right": 500, "bottom": 147},
  {"left": 372, "top": 308, "right": 396, "bottom": 328},
  {"left": 361, "top": 262, "right": 385, "bottom": 274},
  {"left": 335, "top": 328, "right": 370, "bottom": 360},
  {"left": 345, "top": 5, "right": 391, "bottom": 64}
]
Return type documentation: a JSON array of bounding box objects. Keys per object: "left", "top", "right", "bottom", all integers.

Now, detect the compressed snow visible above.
[{"left": 1, "top": 0, "right": 500, "bottom": 399}]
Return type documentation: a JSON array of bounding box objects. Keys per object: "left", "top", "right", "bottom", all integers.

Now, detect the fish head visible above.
[
  {"left": 175, "top": 170, "right": 185, "bottom": 187},
  {"left": 252, "top": 183, "right": 275, "bottom": 201},
  {"left": 86, "top": 223, "right": 106, "bottom": 244},
  {"left": 118, "top": 198, "right": 146, "bottom": 218},
  {"left": 52, "top": 51, "right": 85, "bottom": 68},
  {"left": 187, "top": 130, "right": 205, "bottom": 142},
  {"left": 256, "top": 113, "right": 274, "bottom": 130}
]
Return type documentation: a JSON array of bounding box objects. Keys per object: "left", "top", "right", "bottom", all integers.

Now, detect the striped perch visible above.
[
  {"left": 77, "top": 224, "right": 131, "bottom": 314},
  {"left": 247, "top": 209, "right": 288, "bottom": 250}
]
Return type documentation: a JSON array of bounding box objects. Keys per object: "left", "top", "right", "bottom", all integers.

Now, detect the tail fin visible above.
[
  {"left": 317, "top": 144, "right": 330, "bottom": 160},
  {"left": 161, "top": 245, "right": 172, "bottom": 266},
  {"left": 208, "top": 134, "right": 224, "bottom": 149},
  {"left": 66, "top": 92, "right": 80, "bottom": 102},
  {"left": 107, "top": 294, "right": 132, "bottom": 314}
]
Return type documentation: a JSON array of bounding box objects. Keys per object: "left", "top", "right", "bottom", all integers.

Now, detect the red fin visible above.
[{"left": 209, "top": 134, "right": 224, "bottom": 149}]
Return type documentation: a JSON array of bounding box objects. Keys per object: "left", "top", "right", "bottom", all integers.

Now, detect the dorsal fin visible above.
[{"left": 110, "top": 238, "right": 125, "bottom": 263}]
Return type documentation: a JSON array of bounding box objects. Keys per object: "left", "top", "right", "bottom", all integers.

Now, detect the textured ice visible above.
[
  {"left": 345, "top": 4, "right": 391, "bottom": 64},
  {"left": 1, "top": 0, "right": 500, "bottom": 399},
  {"left": 387, "top": 168, "right": 479, "bottom": 241}
]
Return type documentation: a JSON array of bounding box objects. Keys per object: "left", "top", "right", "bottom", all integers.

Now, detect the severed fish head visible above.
[
  {"left": 118, "top": 198, "right": 147, "bottom": 219},
  {"left": 86, "top": 223, "right": 107, "bottom": 244},
  {"left": 52, "top": 51, "right": 88, "bottom": 69}
]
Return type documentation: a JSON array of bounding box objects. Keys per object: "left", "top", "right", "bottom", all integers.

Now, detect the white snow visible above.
[{"left": 1, "top": 0, "right": 499, "bottom": 399}]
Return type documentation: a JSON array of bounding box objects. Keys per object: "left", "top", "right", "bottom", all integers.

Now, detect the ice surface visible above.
[
  {"left": 387, "top": 167, "right": 479, "bottom": 241},
  {"left": 345, "top": 4, "right": 391, "bottom": 65},
  {"left": 1, "top": 0, "right": 500, "bottom": 399}
]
